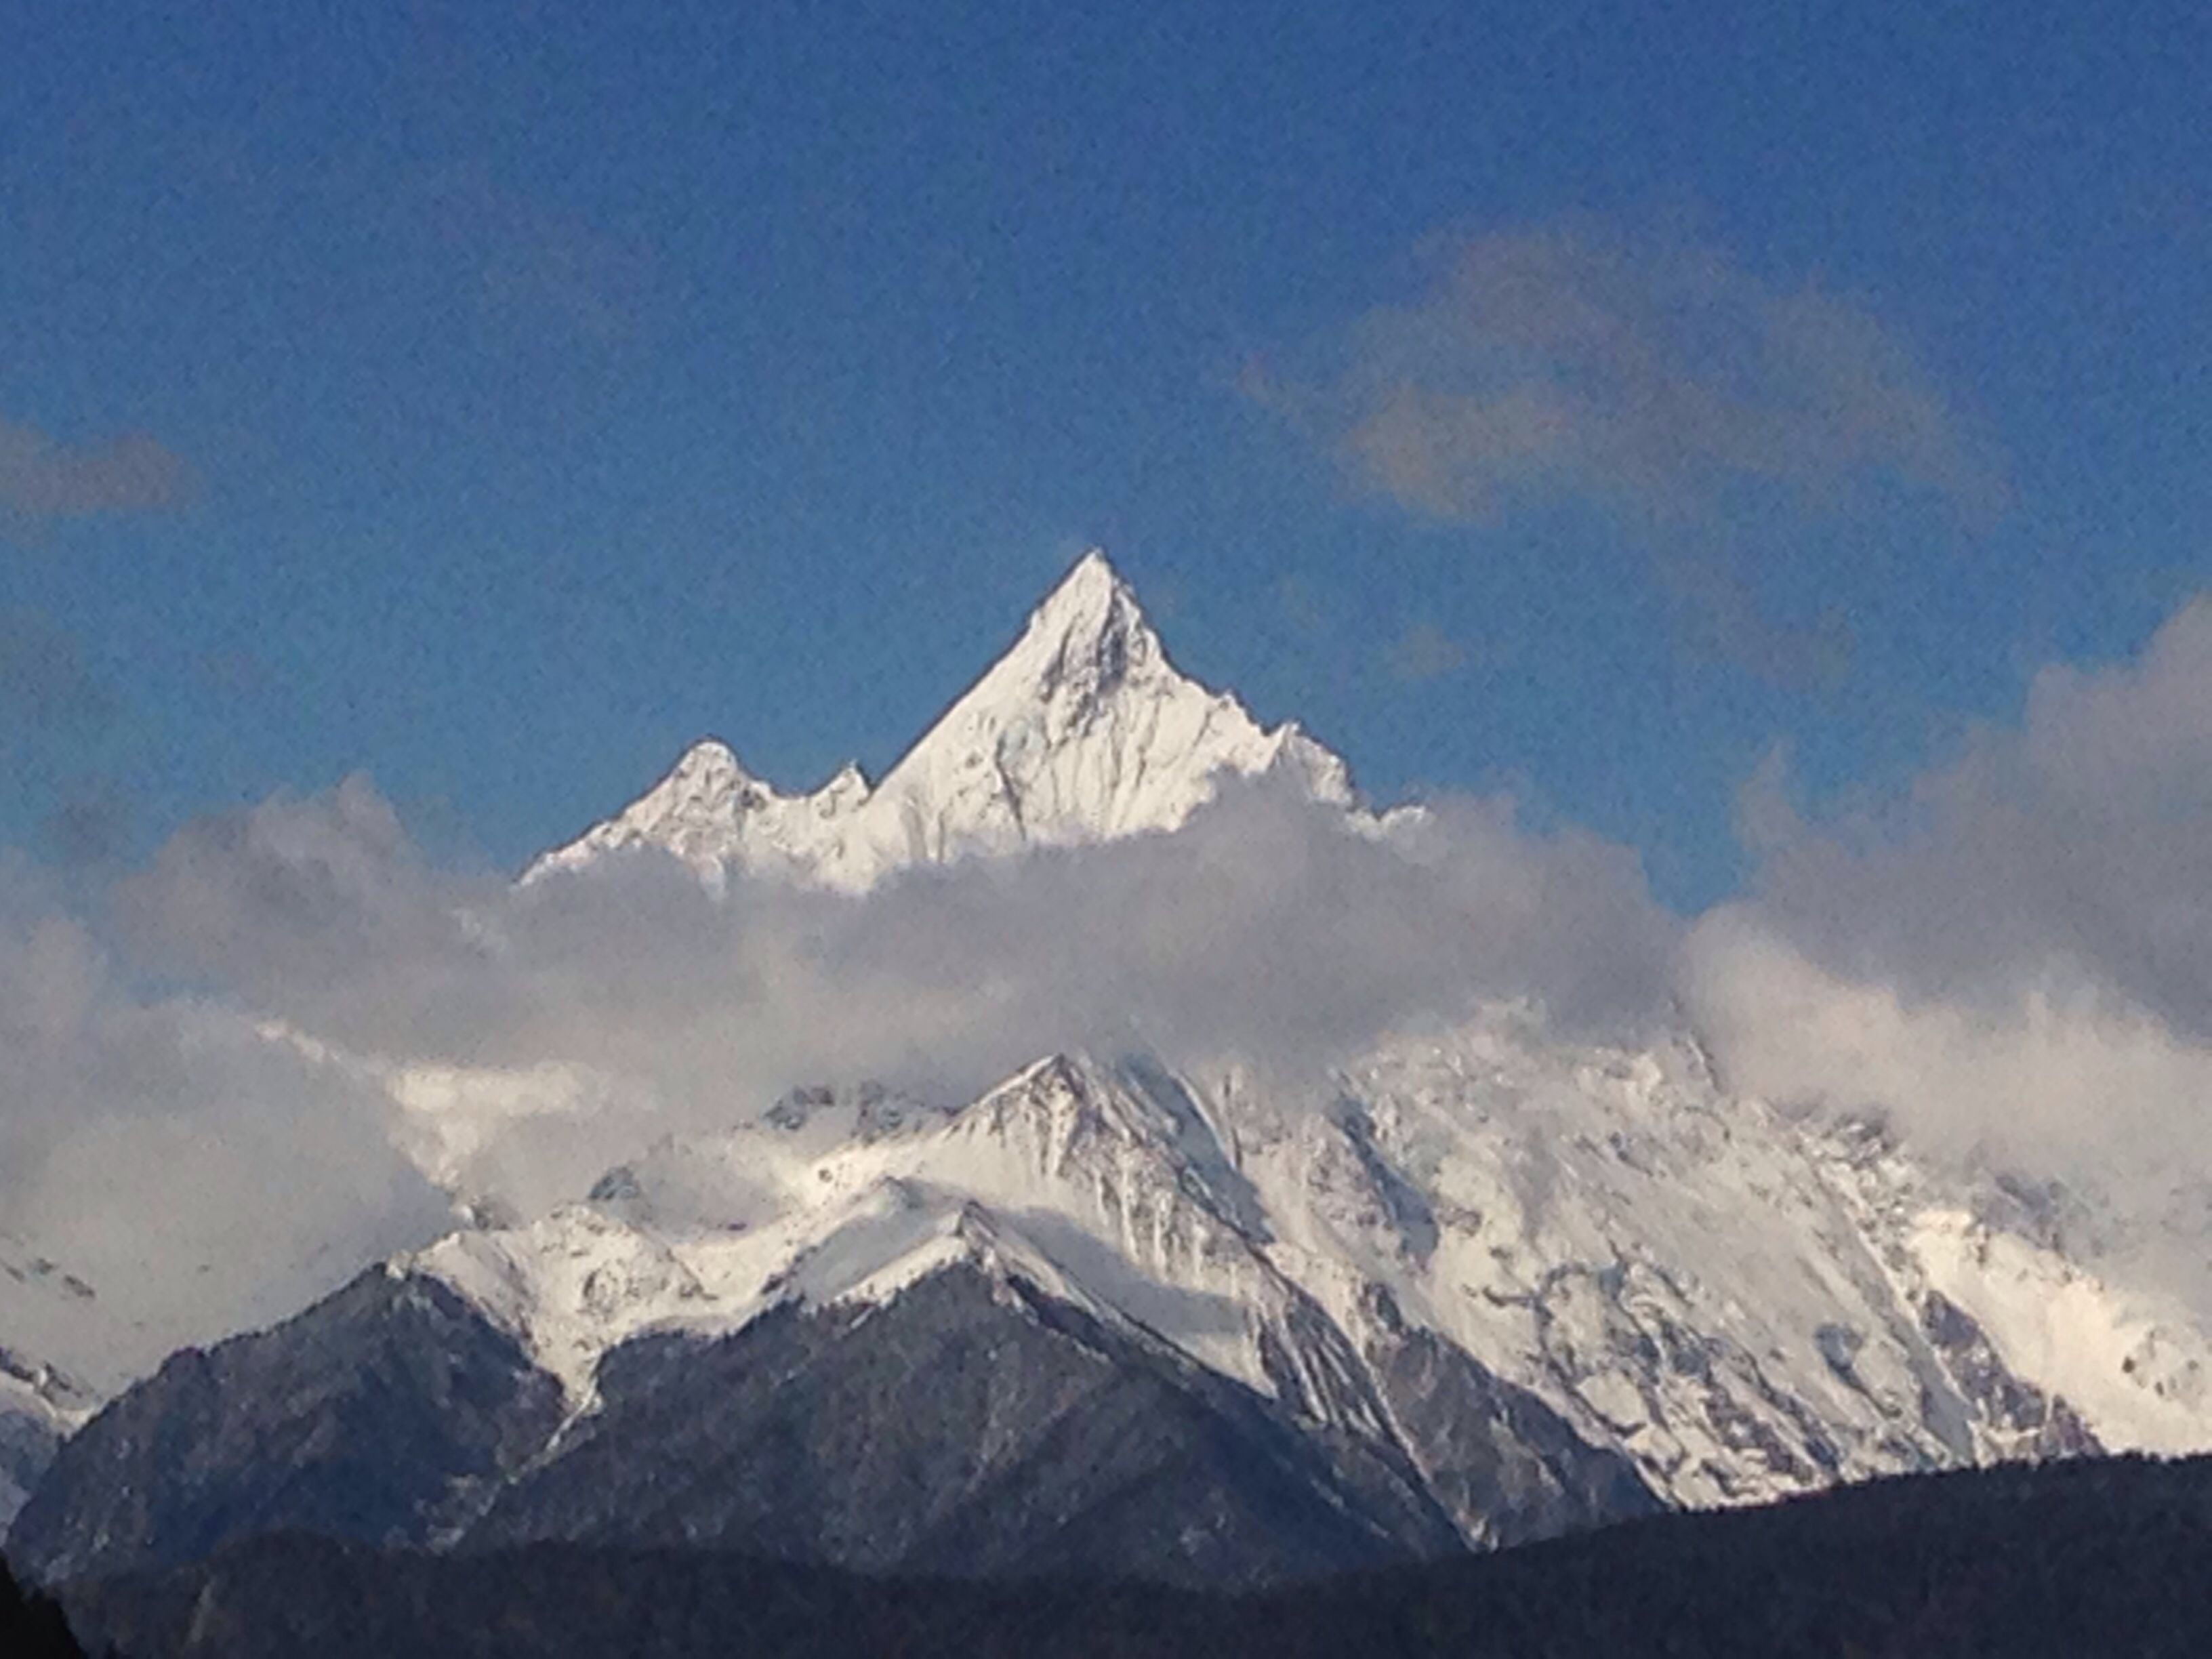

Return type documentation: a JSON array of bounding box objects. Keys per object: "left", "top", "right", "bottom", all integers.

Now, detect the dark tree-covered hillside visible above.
[{"left": 41, "top": 1451, "right": 2212, "bottom": 1658}]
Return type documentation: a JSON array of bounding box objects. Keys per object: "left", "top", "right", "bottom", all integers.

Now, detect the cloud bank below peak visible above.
[
  {"left": 1683, "top": 598, "right": 2212, "bottom": 1304},
  {"left": 16, "top": 567, "right": 2212, "bottom": 1361}
]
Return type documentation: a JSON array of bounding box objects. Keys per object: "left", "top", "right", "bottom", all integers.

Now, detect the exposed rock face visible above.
[
  {"left": 1356, "top": 1285, "right": 1661, "bottom": 1549},
  {"left": 12, "top": 1219, "right": 1643, "bottom": 1589},
  {"left": 469, "top": 1261, "right": 1463, "bottom": 1588},
  {"left": 7, "top": 1271, "right": 564, "bottom": 1584}
]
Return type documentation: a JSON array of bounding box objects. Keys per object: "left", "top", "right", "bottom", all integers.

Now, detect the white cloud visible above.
[
  {"left": 1724, "top": 600, "right": 2212, "bottom": 1034},
  {"left": 0, "top": 867, "right": 449, "bottom": 1382},
  {"left": 1685, "top": 596, "right": 2212, "bottom": 1309},
  {"left": 0, "top": 769, "right": 1679, "bottom": 1370}
]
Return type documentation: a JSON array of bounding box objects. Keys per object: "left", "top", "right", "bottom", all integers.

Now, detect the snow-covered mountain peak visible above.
[
  {"left": 525, "top": 548, "right": 1355, "bottom": 890},
  {"left": 987, "top": 546, "right": 1167, "bottom": 711},
  {"left": 824, "top": 550, "right": 1352, "bottom": 876}
]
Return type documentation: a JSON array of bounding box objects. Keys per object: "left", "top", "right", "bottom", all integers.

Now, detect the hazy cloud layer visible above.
[
  {"left": 0, "top": 857, "right": 449, "bottom": 1380},
  {"left": 0, "top": 418, "right": 194, "bottom": 522},
  {"left": 1250, "top": 218, "right": 2007, "bottom": 527},
  {"left": 121, "top": 773, "right": 1678, "bottom": 1113}
]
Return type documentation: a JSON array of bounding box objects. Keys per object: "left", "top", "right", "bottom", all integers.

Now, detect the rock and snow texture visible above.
[
  {"left": 390, "top": 1021, "right": 2212, "bottom": 1539},
  {"left": 0, "top": 1238, "right": 106, "bottom": 1536},
  {"left": 333, "top": 550, "right": 2212, "bottom": 1544},
  {"left": 521, "top": 742, "right": 870, "bottom": 893},
  {"left": 523, "top": 550, "right": 1352, "bottom": 891}
]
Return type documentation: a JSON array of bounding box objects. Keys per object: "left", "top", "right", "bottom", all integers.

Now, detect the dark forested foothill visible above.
[{"left": 30, "top": 1450, "right": 2212, "bottom": 1658}]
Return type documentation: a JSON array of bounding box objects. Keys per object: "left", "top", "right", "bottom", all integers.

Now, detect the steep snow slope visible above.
[
  {"left": 523, "top": 551, "right": 1351, "bottom": 890},
  {"left": 834, "top": 550, "right": 1351, "bottom": 880},
  {"left": 405, "top": 1061, "right": 1380, "bottom": 1428},
  {"left": 1237, "top": 1016, "right": 2115, "bottom": 1508}
]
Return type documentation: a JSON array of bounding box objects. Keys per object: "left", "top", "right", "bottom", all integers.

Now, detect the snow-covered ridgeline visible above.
[
  {"left": 401, "top": 1015, "right": 2212, "bottom": 1516},
  {"left": 520, "top": 550, "right": 1353, "bottom": 893}
]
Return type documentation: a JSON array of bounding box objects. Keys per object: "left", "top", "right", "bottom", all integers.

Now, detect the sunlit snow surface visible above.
[{"left": 521, "top": 551, "right": 1350, "bottom": 893}]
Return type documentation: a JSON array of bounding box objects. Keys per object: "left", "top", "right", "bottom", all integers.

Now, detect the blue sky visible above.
[{"left": 4, "top": 0, "right": 2207, "bottom": 906}]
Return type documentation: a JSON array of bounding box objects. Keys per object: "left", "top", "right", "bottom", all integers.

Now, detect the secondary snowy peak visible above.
[
  {"left": 526, "top": 550, "right": 1353, "bottom": 892},
  {"left": 522, "top": 739, "right": 869, "bottom": 890}
]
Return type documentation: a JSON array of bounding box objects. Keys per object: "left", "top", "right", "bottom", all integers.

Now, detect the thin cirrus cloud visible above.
[
  {"left": 0, "top": 417, "right": 195, "bottom": 523},
  {"left": 415, "top": 161, "right": 658, "bottom": 352},
  {"left": 0, "top": 609, "right": 116, "bottom": 733},
  {"left": 1246, "top": 217, "right": 2010, "bottom": 529}
]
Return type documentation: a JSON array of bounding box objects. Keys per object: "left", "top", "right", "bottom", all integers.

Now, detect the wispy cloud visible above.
[
  {"left": 1249, "top": 216, "right": 2008, "bottom": 527},
  {"left": 1272, "top": 573, "right": 1329, "bottom": 636},
  {"left": 1659, "top": 558, "right": 1853, "bottom": 693},
  {"left": 418, "top": 162, "right": 657, "bottom": 350},
  {"left": 0, "top": 418, "right": 194, "bottom": 523}
]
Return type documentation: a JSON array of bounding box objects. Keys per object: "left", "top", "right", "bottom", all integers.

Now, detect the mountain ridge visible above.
[{"left": 20, "top": 1021, "right": 2204, "bottom": 1586}]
